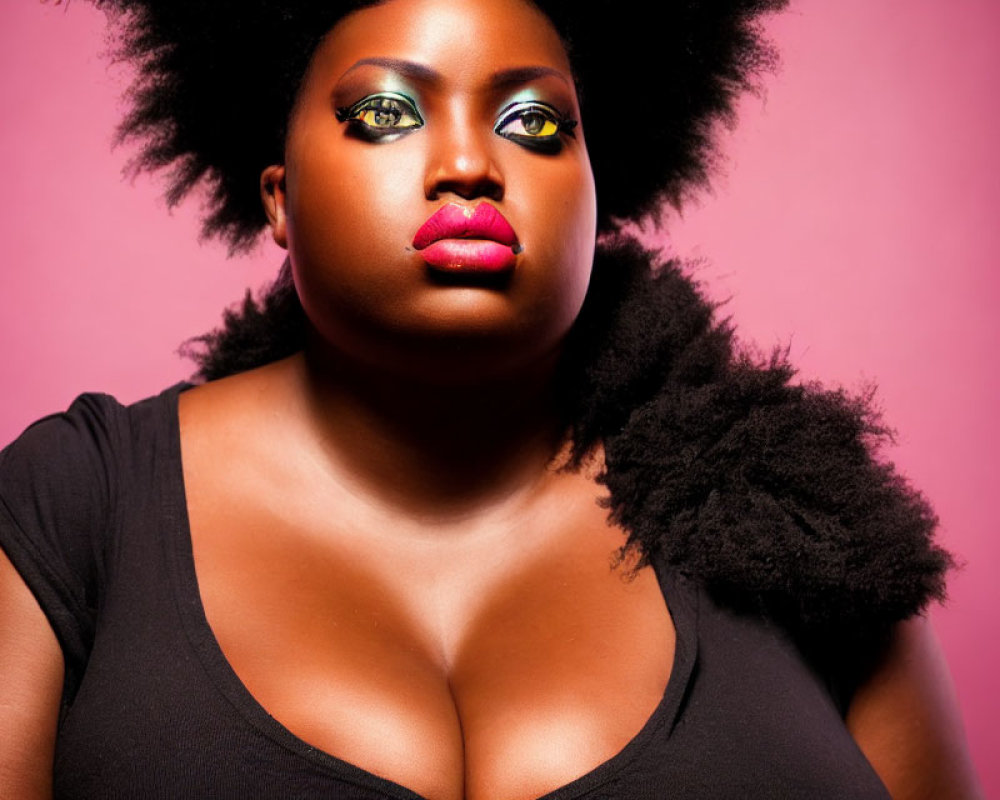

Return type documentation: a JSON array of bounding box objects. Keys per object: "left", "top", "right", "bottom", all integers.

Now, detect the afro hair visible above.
[
  {"left": 77, "top": 0, "right": 950, "bottom": 653},
  {"left": 87, "top": 0, "right": 785, "bottom": 250}
]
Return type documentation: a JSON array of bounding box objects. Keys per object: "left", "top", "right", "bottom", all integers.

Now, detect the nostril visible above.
[
  {"left": 428, "top": 177, "right": 503, "bottom": 203},
  {"left": 424, "top": 134, "right": 505, "bottom": 202}
]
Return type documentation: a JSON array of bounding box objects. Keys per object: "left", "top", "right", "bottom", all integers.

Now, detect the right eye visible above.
[{"left": 335, "top": 92, "right": 424, "bottom": 140}]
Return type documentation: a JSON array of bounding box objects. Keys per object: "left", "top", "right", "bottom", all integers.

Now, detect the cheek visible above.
[
  {"left": 514, "top": 153, "right": 597, "bottom": 319},
  {"left": 287, "top": 144, "right": 417, "bottom": 260},
  {"left": 284, "top": 141, "right": 425, "bottom": 308},
  {"left": 559, "top": 166, "right": 598, "bottom": 276},
  {"left": 281, "top": 125, "right": 597, "bottom": 360}
]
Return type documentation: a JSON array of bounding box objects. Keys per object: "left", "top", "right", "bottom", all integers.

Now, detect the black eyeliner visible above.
[
  {"left": 334, "top": 91, "right": 424, "bottom": 140},
  {"left": 493, "top": 100, "right": 578, "bottom": 153}
]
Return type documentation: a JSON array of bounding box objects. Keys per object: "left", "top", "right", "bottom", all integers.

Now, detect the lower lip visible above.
[{"left": 419, "top": 240, "right": 517, "bottom": 273}]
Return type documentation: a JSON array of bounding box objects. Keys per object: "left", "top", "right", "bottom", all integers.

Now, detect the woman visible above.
[{"left": 0, "top": 0, "right": 982, "bottom": 797}]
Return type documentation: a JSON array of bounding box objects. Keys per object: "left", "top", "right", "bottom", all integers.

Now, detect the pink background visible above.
[{"left": 2, "top": 0, "right": 998, "bottom": 789}]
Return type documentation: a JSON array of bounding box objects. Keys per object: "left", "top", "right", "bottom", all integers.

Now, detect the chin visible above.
[{"left": 321, "top": 306, "right": 566, "bottom": 385}]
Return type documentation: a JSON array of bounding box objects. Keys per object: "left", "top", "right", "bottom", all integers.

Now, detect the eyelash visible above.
[
  {"left": 334, "top": 93, "right": 578, "bottom": 153},
  {"left": 335, "top": 92, "right": 424, "bottom": 141},
  {"left": 493, "top": 101, "right": 578, "bottom": 154}
]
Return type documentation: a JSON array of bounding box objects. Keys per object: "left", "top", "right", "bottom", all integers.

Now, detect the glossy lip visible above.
[
  {"left": 412, "top": 202, "right": 520, "bottom": 272},
  {"left": 413, "top": 202, "right": 518, "bottom": 249}
]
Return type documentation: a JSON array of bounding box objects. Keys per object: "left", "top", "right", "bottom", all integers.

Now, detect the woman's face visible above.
[{"left": 263, "top": 0, "right": 597, "bottom": 379}]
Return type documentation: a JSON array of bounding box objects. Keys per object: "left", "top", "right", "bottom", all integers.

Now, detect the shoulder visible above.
[
  {"left": 607, "top": 363, "right": 951, "bottom": 647},
  {"left": 573, "top": 238, "right": 951, "bottom": 649},
  {"left": 603, "top": 357, "right": 949, "bottom": 643},
  {"left": 1, "top": 391, "right": 131, "bottom": 534},
  {"left": 2, "top": 383, "right": 193, "bottom": 480},
  {"left": 2, "top": 391, "right": 126, "bottom": 469},
  {"left": 178, "top": 354, "right": 304, "bottom": 451},
  {"left": 0, "top": 386, "right": 175, "bottom": 700},
  {"left": 177, "top": 356, "right": 312, "bottom": 513},
  {"left": 847, "top": 616, "right": 984, "bottom": 798}
]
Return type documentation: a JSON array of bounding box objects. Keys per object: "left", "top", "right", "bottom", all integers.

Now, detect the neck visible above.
[{"left": 290, "top": 344, "right": 570, "bottom": 522}]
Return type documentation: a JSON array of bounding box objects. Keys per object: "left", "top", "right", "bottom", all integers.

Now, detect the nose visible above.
[{"left": 423, "top": 104, "right": 504, "bottom": 202}]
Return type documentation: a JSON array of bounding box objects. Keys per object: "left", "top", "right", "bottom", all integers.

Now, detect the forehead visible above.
[{"left": 304, "top": 0, "right": 573, "bottom": 91}]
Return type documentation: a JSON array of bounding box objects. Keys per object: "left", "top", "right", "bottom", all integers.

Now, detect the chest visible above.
[
  {"left": 53, "top": 388, "right": 891, "bottom": 800},
  {"left": 181, "top": 472, "right": 675, "bottom": 800},
  {"left": 59, "top": 496, "right": 894, "bottom": 800}
]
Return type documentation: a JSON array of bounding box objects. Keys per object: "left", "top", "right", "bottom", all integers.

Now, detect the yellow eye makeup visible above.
[
  {"left": 335, "top": 92, "right": 424, "bottom": 139},
  {"left": 494, "top": 101, "right": 577, "bottom": 154}
]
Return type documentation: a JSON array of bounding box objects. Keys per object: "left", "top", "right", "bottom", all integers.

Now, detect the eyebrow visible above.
[
  {"left": 340, "top": 57, "right": 440, "bottom": 84},
  {"left": 489, "top": 66, "right": 572, "bottom": 90},
  {"left": 338, "top": 58, "right": 572, "bottom": 90}
]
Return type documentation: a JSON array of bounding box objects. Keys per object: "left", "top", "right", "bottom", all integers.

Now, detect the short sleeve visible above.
[{"left": 0, "top": 393, "right": 125, "bottom": 698}]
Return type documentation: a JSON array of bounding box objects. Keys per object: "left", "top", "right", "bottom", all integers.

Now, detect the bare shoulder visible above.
[
  {"left": 177, "top": 355, "right": 311, "bottom": 517},
  {"left": 178, "top": 355, "right": 313, "bottom": 477},
  {"left": 179, "top": 355, "right": 303, "bottom": 430},
  {"left": 0, "top": 546, "right": 63, "bottom": 799},
  {"left": 847, "top": 616, "right": 983, "bottom": 799}
]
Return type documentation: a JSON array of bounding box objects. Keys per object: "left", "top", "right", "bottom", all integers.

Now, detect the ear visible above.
[{"left": 260, "top": 165, "right": 288, "bottom": 249}]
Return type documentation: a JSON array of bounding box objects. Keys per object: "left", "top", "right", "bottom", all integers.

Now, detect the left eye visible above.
[
  {"left": 494, "top": 102, "right": 576, "bottom": 152},
  {"left": 335, "top": 92, "right": 424, "bottom": 138}
]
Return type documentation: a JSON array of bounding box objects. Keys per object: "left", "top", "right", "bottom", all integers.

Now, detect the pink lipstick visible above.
[{"left": 413, "top": 203, "right": 520, "bottom": 273}]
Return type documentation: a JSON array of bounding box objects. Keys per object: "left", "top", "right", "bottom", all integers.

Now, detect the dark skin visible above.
[
  {"left": 186, "top": 3, "right": 672, "bottom": 795},
  {"left": 0, "top": 0, "right": 983, "bottom": 797}
]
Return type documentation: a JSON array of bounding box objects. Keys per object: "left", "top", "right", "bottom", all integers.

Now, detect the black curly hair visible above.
[
  {"left": 81, "top": 0, "right": 951, "bottom": 657},
  {"left": 89, "top": 0, "right": 784, "bottom": 249}
]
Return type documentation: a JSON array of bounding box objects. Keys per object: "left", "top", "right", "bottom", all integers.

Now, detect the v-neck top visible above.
[{"left": 0, "top": 385, "right": 891, "bottom": 798}]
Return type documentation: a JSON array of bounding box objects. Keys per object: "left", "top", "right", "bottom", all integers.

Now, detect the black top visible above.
[{"left": 0, "top": 385, "right": 890, "bottom": 798}]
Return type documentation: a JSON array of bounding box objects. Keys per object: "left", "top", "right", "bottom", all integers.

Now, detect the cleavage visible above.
[{"left": 185, "top": 493, "right": 675, "bottom": 800}]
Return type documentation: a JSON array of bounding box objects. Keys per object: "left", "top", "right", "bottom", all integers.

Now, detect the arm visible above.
[
  {"left": 846, "top": 615, "right": 983, "bottom": 799},
  {"left": 0, "top": 547, "right": 63, "bottom": 800}
]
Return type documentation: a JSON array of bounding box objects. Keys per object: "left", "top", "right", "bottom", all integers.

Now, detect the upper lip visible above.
[{"left": 412, "top": 202, "right": 518, "bottom": 250}]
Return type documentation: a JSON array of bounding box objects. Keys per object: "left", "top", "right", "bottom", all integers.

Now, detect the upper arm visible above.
[
  {"left": 0, "top": 545, "right": 64, "bottom": 800},
  {"left": 846, "top": 616, "right": 983, "bottom": 800},
  {"left": 0, "top": 394, "right": 127, "bottom": 798}
]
